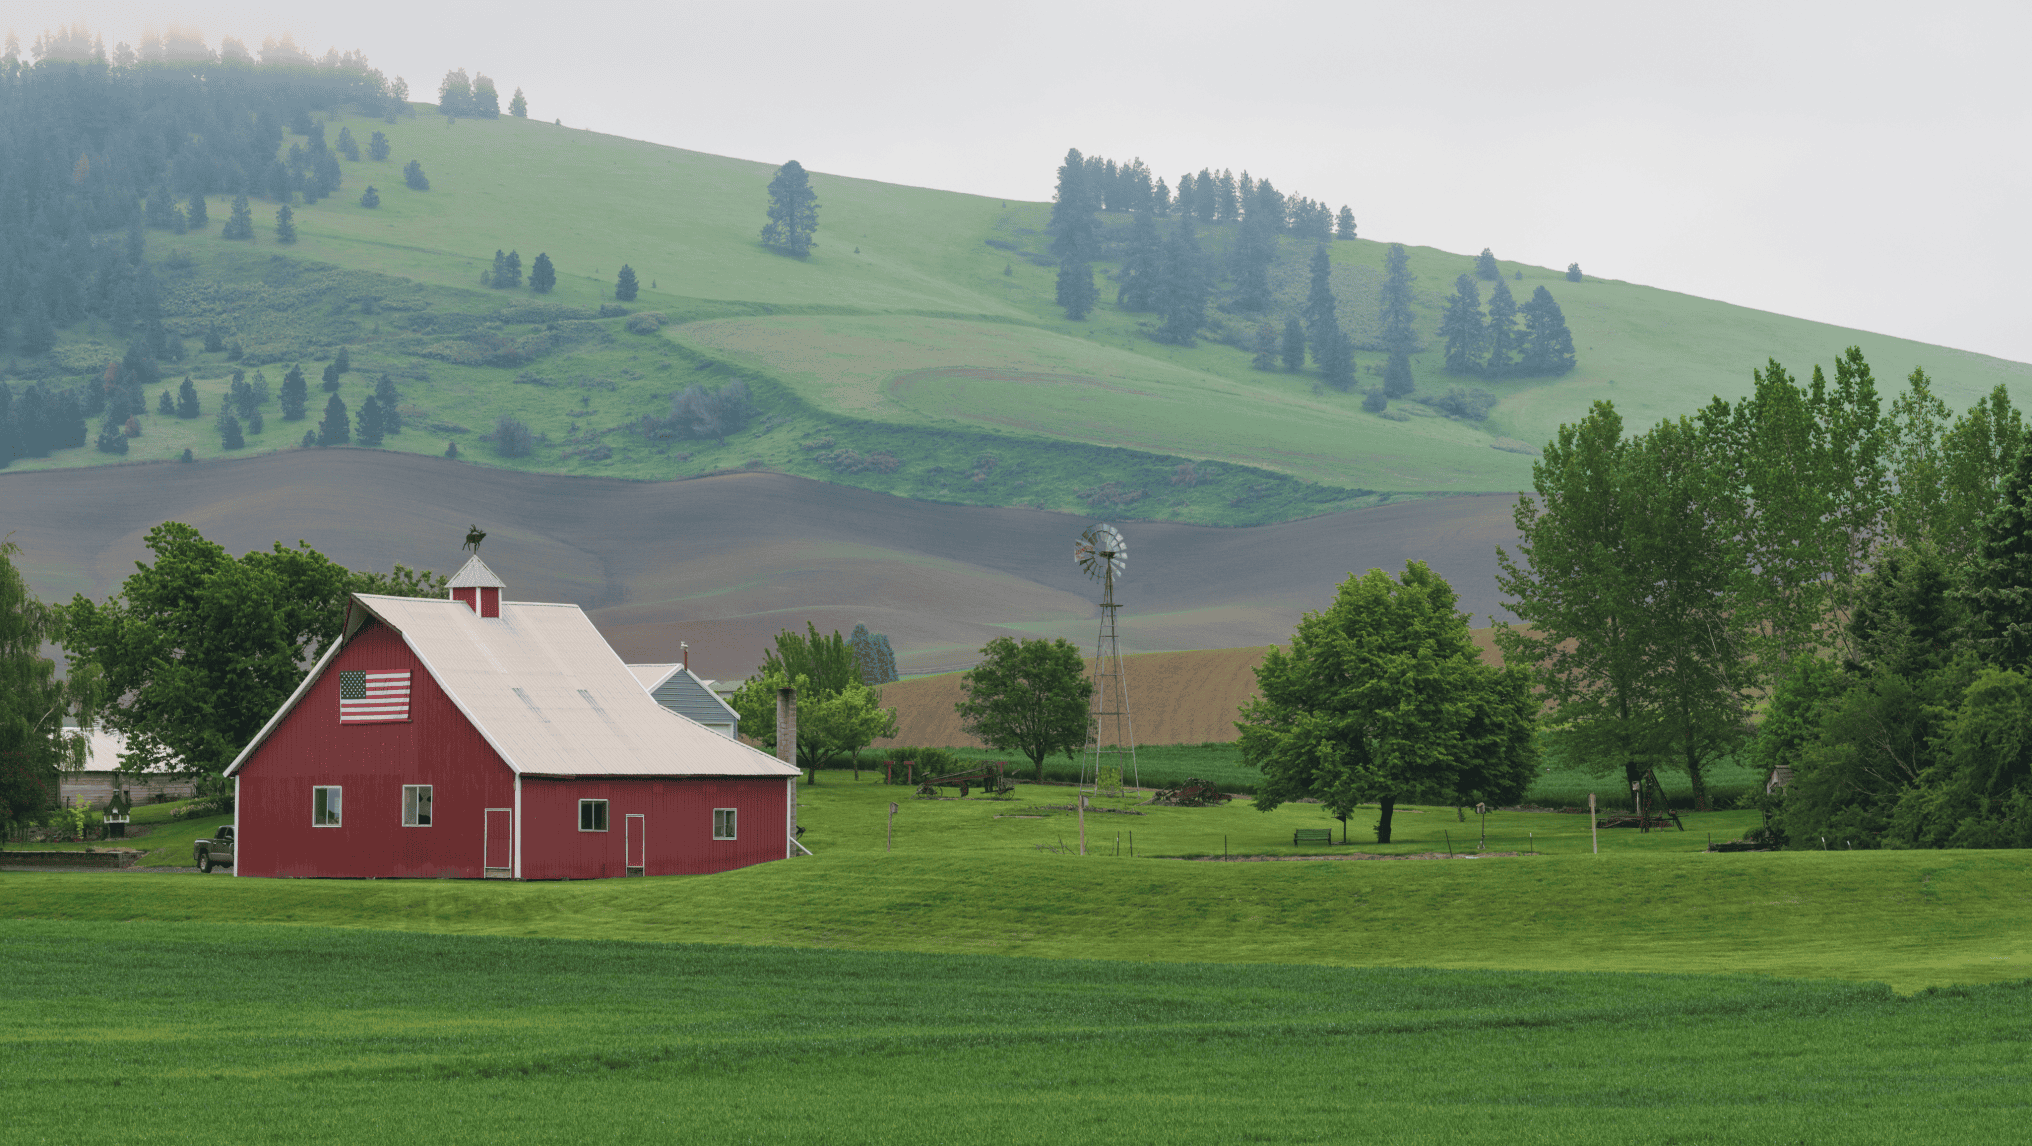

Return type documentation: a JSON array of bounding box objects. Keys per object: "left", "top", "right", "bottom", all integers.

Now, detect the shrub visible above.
[
  {"left": 625, "top": 312, "right": 666, "bottom": 334},
  {"left": 493, "top": 414, "right": 534, "bottom": 457},
  {"left": 1362, "top": 388, "right": 1388, "bottom": 413},
  {"left": 1435, "top": 386, "right": 1498, "bottom": 421}
]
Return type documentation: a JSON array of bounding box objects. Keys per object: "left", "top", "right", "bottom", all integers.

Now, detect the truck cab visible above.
[{"left": 194, "top": 825, "right": 235, "bottom": 872}]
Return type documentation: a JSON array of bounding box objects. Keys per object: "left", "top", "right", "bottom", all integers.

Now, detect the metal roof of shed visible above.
[{"left": 226, "top": 593, "right": 796, "bottom": 779}]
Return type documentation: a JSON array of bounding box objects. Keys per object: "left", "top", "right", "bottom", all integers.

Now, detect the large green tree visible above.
[
  {"left": 60, "top": 525, "right": 447, "bottom": 775},
  {"left": 954, "top": 636, "right": 1095, "bottom": 782},
  {"left": 1240, "top": 562, "right": 1539, "bottom": 843},
  {"left": 1439, "top": 275, "right": 1485, "bottom": 375},
  {"left": 2, "top": 539, "right": 93, "bottom": 822},
  {"left": 728, "top": 623, "right": 898, "bottom": 781},
  {"left": 760, "top": 159, "right": 820, "bottom": 257}
]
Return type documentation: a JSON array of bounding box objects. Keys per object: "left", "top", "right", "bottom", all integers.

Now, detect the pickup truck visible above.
[{"left": 193, "top": 825, "right": 235, "bottom": 872}]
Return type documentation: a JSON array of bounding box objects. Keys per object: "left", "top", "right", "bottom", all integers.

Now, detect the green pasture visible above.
[
  {"left": 1, "top": 922, "right": 2025, "bottom": 1145},
  {"left": 12, "top": 107, "right": 2025, "bottom": 513}
]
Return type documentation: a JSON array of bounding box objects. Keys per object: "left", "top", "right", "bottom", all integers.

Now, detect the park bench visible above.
[{"left": 1293, "top": 828, "right": 1334, "bottom": 847}]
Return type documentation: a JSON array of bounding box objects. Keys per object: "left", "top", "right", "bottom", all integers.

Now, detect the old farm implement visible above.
[{"left": 915, "top": 761, "right": 1016, "bottom": 798}]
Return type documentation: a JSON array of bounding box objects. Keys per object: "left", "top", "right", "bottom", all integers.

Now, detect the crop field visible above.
[{"left": 2, "top": 920, "right": 2027, "bottom": 1145}]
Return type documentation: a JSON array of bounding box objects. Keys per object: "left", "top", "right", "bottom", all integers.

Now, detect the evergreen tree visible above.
[
  {"left": 1519, "top": 286, "right": 1577, "bottom": 376},
  {"left": 321, "top": 362, "right": 341, "bottom": 392},
  {"left": 615, "top": 264, "right": 639, "bottom": 301},
  {"left": 1484, "top": 280, "right": 1520, "bottom": 378},
  {"left": 318, "top": 395, "right": 350, "bottom": 446},
  {"left": 472, "top": 74, "right": 501, "bottom": 118},
  {"left": 335, "top": 126, "right": 359, "bottom": 161},
  {"left": 491, "top": 249, "right": 509, "bottom": 288},
  {"left": 1172, "top": 172, "right": 1195, "bottom": 220},
  {"left": 302, "top": 430, "right": 318, "bottom": 448},
  {"left": 1321, "top": 332, "right": 1355, "bottom": 392},
  {"left": 1154, "top": 217, "right": 1207, "bottom": 345},
  {"left": 438, "top": 69, "right": 474, "bottom": 117},
  {"left": 1960, "top": 440, "right": 2032, "bottom": 667},
  {"left": 186, "top": 193, "right": 208, "bottom": 230},
  {"left": 1231, "top": 214, "right": 1276, "bottom": 312},
  {"left": 1476, "top": 248, "right": 1500, "bottom": 281},
  {"left": 95, "top": 415, "right": 129, "bottom": 454},
  {"left": 356, "top": 395, "right": 385, "bottom": 447},
  {"left": 1440, "top": 275, "right": 1486, "bottom": 375},
  {"left": 176, "top": 375, "right": 199, "bottom": 418},
  {"left": 1195, "top": 168, "right": 1218, "bottom": 222},
  {"left": 359, "top": 185, "right": 380, "bottom": 208},
  {"left": 1303, "top": 244, "right": 1340, "bottom": 367},
  {"left": 509, "top": 88, "right": 528, "bottom": 118},
  {"left": 369, "top": 131, "right": 390, "bottom": 161},
  {"left": 1383, "top": 351, "right": 1415, "bottom": 398},
  {"left": 445, "top": 440, "right": 459, "bottom": 458},
  {"left": 403, "top": 160, "right": 429, "bottom": 190},
  {"left": 1213, "top": 169, "right": 1239, "bottom": 223},
  {"left": 279, "top": 365, "right": 308, "bottom": 420},
  {"left": 1363, "top": 388, "right": 1388, "bottom": 413},
  {"left": 222, "top": 194, "right": 254, "bottom": 240},
  {"left": 158, "top": 389, "right": 176, "bottom": 415},
  {"left": 1281, "top": 318, "right": 1306, "bottom": 372},
  {"left": 1380, "top": 243, "right": 1416, "bottom": 355},
  {"left": 530, "top": 252, "right": 556, "bottom": 293},
  {"left": 274, "top": 204, "right": 295, "bottom": 243},
  {"left": 334, "top": 347, "right": 350, "bottom": 375},
  {"left": 503, "top": 251, "right": 522, "bottom": 289},
  {"left": 1251, "top": 323, "right": 1280, "bottom": 371},
  {"left": 760, "top": 160, "right": 820, "bottom": 257},
  {"left": 1055, "top": 262, "right": 1097, "bottom": 321},
  {"left": 1567, "top": 262, "right": 1583, "bottom": 282},
  {"left": 1336, "top": 206, "right": 1357, "bottom": 240},
  {"left": 220, "top": 412, "right": 244, "bottom": 450},
  {"left": 248, "top": 409, "right": 263, "bottom": 436},
  {"left": 1115, "top": 208, "right": 1162, "bottom": 311},
  {"left": 374, "top": 375, "right": 402, "bottom": 435},
  {"left": 204, "top": 327, "right": 225, "bottom": 353}
]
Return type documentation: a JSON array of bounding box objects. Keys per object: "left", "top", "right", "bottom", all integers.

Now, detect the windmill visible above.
[{"left": 1075, "top": 523, "right": 1137, "bottom": 795}]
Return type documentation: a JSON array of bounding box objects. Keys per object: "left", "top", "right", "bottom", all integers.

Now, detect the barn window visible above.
[
  {"left": 713, "top": 808, "right": 737, "bottom": 840},
  {"left": 403, "top": 785, "right": 433, "bottom": 827},
  {"left": 313, "top": 786, "right": 342, "bottom": 827},
  {"left": 578, "top": 799, "right": 609, "bottom": 832}
]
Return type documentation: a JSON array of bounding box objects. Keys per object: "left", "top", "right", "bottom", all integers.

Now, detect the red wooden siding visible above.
[
  {"left": 235, "top": 620, "right": 515, "bottom": 879},
  {"left": 520, "top": 777, "right": 788, "bottom": 878}
]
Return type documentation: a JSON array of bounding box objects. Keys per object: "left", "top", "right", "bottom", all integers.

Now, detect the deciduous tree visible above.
[{"left": 955, "top": 636, "right": 1095, "bottom": 782}]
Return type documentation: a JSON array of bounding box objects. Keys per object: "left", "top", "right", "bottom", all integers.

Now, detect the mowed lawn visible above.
[{"left": 1, "top": 921, "right": 2026, "bottom": 1144}]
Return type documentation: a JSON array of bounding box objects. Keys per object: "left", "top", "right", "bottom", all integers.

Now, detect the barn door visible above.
[
  {"left": 484, "top": 808, "right": 513, "bottom": 878},
  {"left": 624, "top": 814, "right": 645, "bottom": 876}
]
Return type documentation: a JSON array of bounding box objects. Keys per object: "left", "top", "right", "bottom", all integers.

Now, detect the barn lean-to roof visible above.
[{"left": 226, "top": 593, "right": 797, "bottom": 780}]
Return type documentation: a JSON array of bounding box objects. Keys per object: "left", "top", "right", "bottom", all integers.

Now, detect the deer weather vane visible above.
[{"left": 463, "top": 524, "right": 487, "bottom": 553}]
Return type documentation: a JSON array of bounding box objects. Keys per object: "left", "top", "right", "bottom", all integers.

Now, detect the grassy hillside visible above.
[{"left": 7, "top": 107, "right": 2026, "bottom": 523}]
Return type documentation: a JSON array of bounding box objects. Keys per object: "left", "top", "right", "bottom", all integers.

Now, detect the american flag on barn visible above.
[{"left": 224, "top": 553, "right": 801, "bottom": 880}]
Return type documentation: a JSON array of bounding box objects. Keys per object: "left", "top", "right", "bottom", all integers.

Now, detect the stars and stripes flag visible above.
[{"left": 339, "top": 670, "right": 412, "bottom": 722}]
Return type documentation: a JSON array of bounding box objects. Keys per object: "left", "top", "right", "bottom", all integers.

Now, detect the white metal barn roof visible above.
[{"left": 226, "top": 593, "right": 798, "bottom": 780}]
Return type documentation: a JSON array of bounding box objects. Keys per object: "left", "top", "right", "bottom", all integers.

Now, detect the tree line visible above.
[
  {"left": 1496, "top": 350, "right": 2032, "bottom": 845},
  {"left": 435, "top": 68, "right": 527, "bottom": 120}
]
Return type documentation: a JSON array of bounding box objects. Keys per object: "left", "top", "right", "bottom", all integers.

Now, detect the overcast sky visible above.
[{"left": 14, "top": 1, "right": 2029, "bottom": 365}]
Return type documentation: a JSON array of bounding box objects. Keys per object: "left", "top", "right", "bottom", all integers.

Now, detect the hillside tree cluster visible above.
[
  {"left": 1498, "top": 349, "right": 2032, "bottom": 847},
  {"left": 729, "top": 622, "right": 899, "bottom": 782},
  {"left": 1440, "top": 274, "right": 1576, "bottom": 379}
]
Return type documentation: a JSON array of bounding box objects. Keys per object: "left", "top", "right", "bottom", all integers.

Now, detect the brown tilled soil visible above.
[{"left": 1, "top": 451, "right": 1520, "bottom": 681}]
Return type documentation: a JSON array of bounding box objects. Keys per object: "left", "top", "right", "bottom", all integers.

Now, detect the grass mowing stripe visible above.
[{"left": 1, "top": 922, "right": 2026, "bottom": 1145}]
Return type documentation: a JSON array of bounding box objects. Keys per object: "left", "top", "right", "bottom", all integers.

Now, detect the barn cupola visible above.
[{"left": 449, "top": 555, "right": 506, "bottom": 618}]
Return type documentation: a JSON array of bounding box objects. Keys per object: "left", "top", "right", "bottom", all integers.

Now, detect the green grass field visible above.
[
  {"left": 2, "top": 921, "right": 2025, "bottom": 1145},
  {"left": 9, "top": 108, "right": 2026, "bottom": 523}
]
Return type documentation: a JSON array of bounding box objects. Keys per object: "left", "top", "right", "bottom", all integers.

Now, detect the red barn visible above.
[{"left": 224, "top": 556, "right": 800, "bottom": 879}]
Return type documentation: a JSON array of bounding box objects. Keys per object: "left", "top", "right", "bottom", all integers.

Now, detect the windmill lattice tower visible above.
[{"left": 1076, "top": 524, "right": 1137, "bottom": 795}]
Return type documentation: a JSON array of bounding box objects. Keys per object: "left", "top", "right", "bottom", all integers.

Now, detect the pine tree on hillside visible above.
[
  {"left": 359, "top": 185, "right": 379, "bottom": 208},
  {"left": 1336, "top": 206, "right": 1357, "bottom": 240},
  {"left": 1152, "top": 176, "right": 1170, "bottom": 216},
  {"left": 1230, "top": 214, "right": 1276, "bottom": 312},
  {"left": 1251, "top": 323, "right": 1279, "bottom": 371},
  {"left": 1567, "top": 263, "right": 1583, "bottom": 282},
  {"left": 321, "top": 362, "right": 341, "bottom": 392},
  {"left": 1320, "top": 331, "right": 1355, "bottom": 392},
  {"left": 438, "top": 69, "right": 474, "bottom": 117},
  {"left": 318, "top": 395, "right": 350, "bottom": 446},
  {"left": 403, "top": 160, "right": 429, "bottom": 190},
  {"left": 1380, "top": 243, "right": 1416, "bottom": 355},
  {"left": 509, "top": 88, "right": 528, "bottom": 118},
  {"left": 615, "top": 264, "right": 639, "bottom": 301},
  {"left": 1383, "top": 351, "right": 1415, "bottom": 398},
  {"left": 1154, "top": 217, "right": 1207, "bottom": 345},
  {"left": 158, "top": 390, "right": 175, "bottom": 416},
  {"left": 334, "top": 347, "right": 350, "bottom": 375},
  {"left": 1363, "top": 388, "right": 1388, "bottom": 413},
  {"left": 503, "top": 250, "right": 522, "bottom": 289},
  {"left": 186, "top": 193, "right": 208, "bottom": 230},
  {"left": 1116, "top": 208, "right": 1162, "bottom": 311},
  {"left": 356, "top": 395, "right": 385, "bottom": 447},
  {"left": 490, "top": 250, "right": 509, "bottom": 288},
  {"left": 1303, "top": 244, "right": 1340, "bottom": 366},
  {"left": 1194, "top": 168, "right": 1218, "bottom": 222},
  {"left": 1476, "top": 248, "right": 1500, "bottom": 281},
  {"left": 220, "top": 411, "right": 244, "bottom": 450},
  {"left": 529, "top": 252, "right": 556, "bottom": 293},
  {"left": 1171, "top": 172, "right": 1194, "bottom": 220},
  {"left": 1440, "top": 275, "right": 1486, "bottom": 375},
  {"left": 176, "top": 375, "right": 199, "bottom": 418},
  {"left": 1519, "top": 286, "right": 1576, "bottom": 376},
  {"left": 336, "top": 126, "right": 359, "bottom": 160},
  {"left": 1281, "top": 317, "right": 1306, "bottom": 372},
  {"left": 472, "top": 74, "right": 501, "bottom": 118},
  {"left": 1960, "top": 440, "right": 2032, "bottom": 667},
  {"left": 1484, "top": 279, "right": 1519, "bottom": 378},
  {"left": 222, "top": 194, "right": 254, "bottom": 240},
  {"left": 760, "top": 160, "right": 819, "bottom": 257},
  {"left": 1056, "top": 262, "right": 1097, "bottom": 321},
  {"left": 369, "top": 131, "right": 390, "bottom": 161},
  {"left": 1213, "top": 169, "right": 1239, "bottom": 224},
  {"left": 274, "top": 204, "right": 295, "bottom": 243},
  {"left": 279, "top": 364, "right": 308, "bottom": 420},
  {"left": 374, "top": 374, "right": 402, "bottom": 435},
  {"left": 1049, "top": 148, "right": 1097, "bottom": 263}
]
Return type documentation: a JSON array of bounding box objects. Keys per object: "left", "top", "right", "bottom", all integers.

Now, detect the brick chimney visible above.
[
  {"left": 775, "top": 687, "right": 796, "bottom": 768},
  {"left": 447, "top": 555, "right": 505, "bottom": 618}
]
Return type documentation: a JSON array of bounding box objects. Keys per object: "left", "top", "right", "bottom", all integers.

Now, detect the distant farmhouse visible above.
[
  {"left": 224, "top": 555, "right": 799, "bottom": 879},
  {"left": 628, "top": 662, "right": 741, "bottom": 740},
  {"left": 57, "top": 726, "right": 197, "bottom": 808}
]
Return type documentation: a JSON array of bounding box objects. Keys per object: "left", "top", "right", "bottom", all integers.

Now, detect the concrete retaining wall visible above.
[{"left": 0, "top": 850, "right": 140, "bottom": 868}]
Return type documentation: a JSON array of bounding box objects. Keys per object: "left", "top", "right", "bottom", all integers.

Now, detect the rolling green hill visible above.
[{"left": 7, "top": 106, "right": 2027, "bottom": 525}]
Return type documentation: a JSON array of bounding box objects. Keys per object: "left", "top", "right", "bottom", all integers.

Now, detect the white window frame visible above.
[
  {"left": 713, "top": 808, "right": 737, "bottom": 841},
  {"left": 312, "top": 786, "right": 342, "bottom": 827},
  {"left": 402, "top": 784, "right": 433, "bottom": 827},
  {"left": 578, "top": 799, "right": 609, "bottom": 832}
]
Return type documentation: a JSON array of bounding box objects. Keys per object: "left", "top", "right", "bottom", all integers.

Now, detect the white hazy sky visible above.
[{"left": 12, "top": 1, "right": 2030, "bottom": 364}]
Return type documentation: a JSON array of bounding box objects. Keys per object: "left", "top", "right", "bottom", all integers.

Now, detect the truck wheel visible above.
[{"left": 197, "top": 850, "right": 212, "bottom": 873}]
